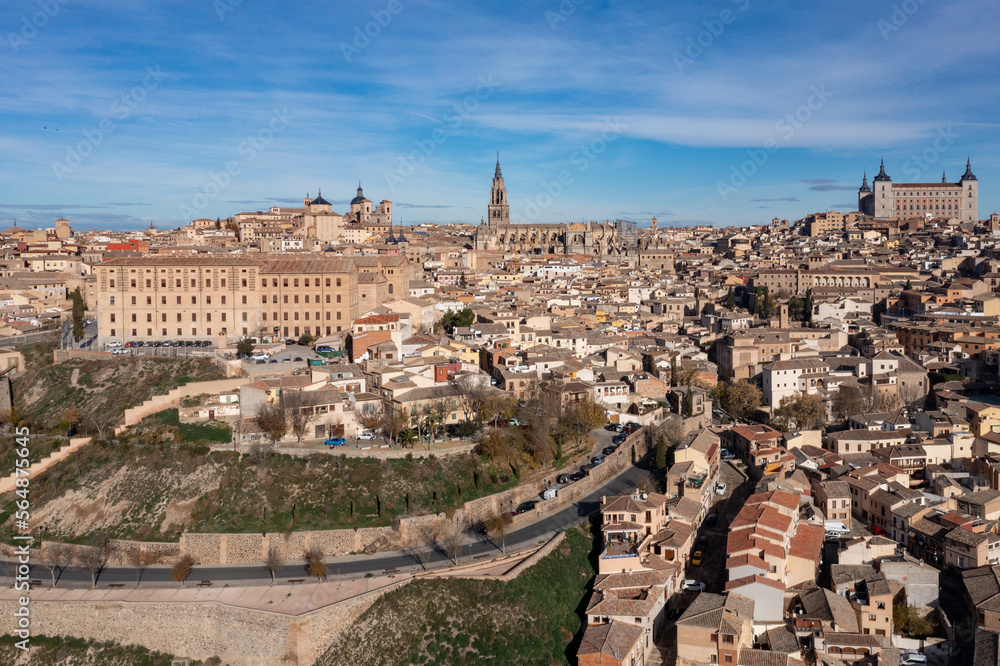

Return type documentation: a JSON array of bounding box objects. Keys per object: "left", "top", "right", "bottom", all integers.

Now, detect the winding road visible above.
[{"left": 5, "top": 447, "right": 653, "bottom": 589}]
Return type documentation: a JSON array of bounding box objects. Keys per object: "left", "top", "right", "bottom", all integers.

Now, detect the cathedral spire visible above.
[
  {"left": 495, "top": 152, "right": 502, "bottom": 179},
  {"left": 860, "top": 171, "right": 870, "bottom": 192}
]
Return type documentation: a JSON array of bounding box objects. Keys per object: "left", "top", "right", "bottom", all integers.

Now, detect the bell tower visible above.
[{"left": 487, "top": 153, "right": 509, "bottom": 226}]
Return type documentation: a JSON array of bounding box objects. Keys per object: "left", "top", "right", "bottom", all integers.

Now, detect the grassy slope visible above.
[
  {"left": 0, "top": 434, "right": 519, "bottom": 543},
  {"left": 0, "top": 634, "right": 207, "bottom": 666},
  {"left": 13, "top": 355, "right": 224, "bottom": 433},
  {"left": 315, "top": 524, "right": 596, "bottom": 666}
]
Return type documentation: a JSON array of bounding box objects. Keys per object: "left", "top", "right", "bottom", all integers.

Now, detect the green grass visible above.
[
  {"left": 0, "top": 634, "right": 210, "bottom": 665},
  {"left": 144, "top": 409, "right": 232, "bottom": 444},
  {"left": 315, "top": 523, "right": 596, "bottom": 666},
  {"left": 0, "top": 432, "right": 520, "bottom": 543}
]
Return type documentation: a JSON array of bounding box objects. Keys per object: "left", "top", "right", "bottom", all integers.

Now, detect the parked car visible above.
[
  {"left": 715, "top": 482, "right": 727, "bottom": 495},
  {"left": 612, "top": 433, "right": 627, "bottom": 445},
  {"left": 682, "top": 579, "right": 706, "bottom": 592},
  {"left": 696, "top": 536, "right": 709, "bottom": 550},
  {"left": 579, "top": 464, "right": 592, "bottom": 475},
  {"left": 602, "top": 446, "right": 617, "bottom": 456},
  {"left": 512, "top": 501, "right": 537, "bottom": 515},
  {"left": 541, "top": 487, "right": 557, "bottom": 500},
  {"left": 316, "top": 345, "right": 334, "bottom": 353},
  {"left": 356, "top": 432, "right": 377, "bottom": 441},
  {"left": 250, "top": 353, "right": 269, "bottom": 361},
  {"left": 623, "top": 423, "right": 640, "bottom": 434},
  {"left": 706, "top": 514, "right": 718, "bottom": 528},
  {"left": 691, "top": 551, "right": 704, "bottom": 566},
  {"left": 590, "top": 455, "right": 606, "bottom": 466},
  {"left": 556, "top": 474, "right": 570, "bottom": 484},
  {"left": 901, "top": 653, "right": 926, "bottom": 666},
  {"left": 720, "top": 448, "right": 735, "bottom": 460},
  {"left": 324, "top": 437, "right": 346, "bottom": 447},
  {"left": 825, "top": 532, "right": 842, "bottom": 542},
  {"left": 105, "top": 341, "right": 122, "bottom": 348},
  {"left": 604, "top": 423, "right": 622, "bottom": 432},
  {"left": 569, "top": 471, "right": 585, "bottom": 482}
]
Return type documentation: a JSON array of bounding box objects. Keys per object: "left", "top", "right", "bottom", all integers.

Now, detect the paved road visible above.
[{"left": 4, "top": 446, "right": 653, "bottom": 589}]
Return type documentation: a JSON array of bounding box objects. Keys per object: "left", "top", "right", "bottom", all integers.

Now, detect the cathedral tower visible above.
[{"left": 488, "top": 154, "right": 509, "bottom": 226}]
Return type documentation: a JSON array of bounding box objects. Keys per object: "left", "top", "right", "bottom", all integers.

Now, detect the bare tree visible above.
[
  {"left": 484, "top": 513, "right": 513, "bottom": 554},
  {"left": 283, "top": 392, "right": 314, "bottom": 444},
  {"left": 256, "top": 401, "right": 287, "bottom": 445},
  {"left": 265, "top": 544, "right": 284, "bottom": 585},
  {"left": 304, "top": 547, "right": 327, "bottom": 582},
  {"left": 406, "top": 523, "right": 435, "bottom": 571},
  {"left": 379, "top": 406, "right": 408, "bottom": 448},
  {"left": 126, "top": 548, "right": 161, "bottom": 588},
  {"left": 440, "top": 528, "right": 464, "bottom": 566},
  {"left": 454, "top": 373, "right": 491, "bottom": 423},
  {"left": 248, "top": 441, "right": 274, "bottom": 480},
  {"left": 172, "top": 554, "right": 195, "bottom": 587},
  {"left": 38, "top": 543, "right": 71, "bottom": 588},
  {"left": 77, "top": 543, "right": 110, "bottom": 588}
]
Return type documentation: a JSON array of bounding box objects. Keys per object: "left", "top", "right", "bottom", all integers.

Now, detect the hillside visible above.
[
  {"left": 12, "top": 352, "right": 224, "bottom": 434},
  {"left": 314, "top": 524, "right": 596, "bottom": 666},
  {"left": 0, "top": 635, "right": 213, "bottom": 666},
  {"left": 0, "top": 428, "right": 519, "bottom": 544}
]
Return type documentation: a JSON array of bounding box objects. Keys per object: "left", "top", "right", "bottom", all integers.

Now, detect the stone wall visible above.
[
  {"left": 0, "top": 437, "right": 92, "bottom": 494},
  {"left": 0, "top": 579, "right": 412, "bottom": 666},
  {"left": 116, "top": 376, "right": 252, "bottom": 435}
]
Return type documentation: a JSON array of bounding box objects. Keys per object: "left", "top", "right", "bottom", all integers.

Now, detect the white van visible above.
[
  {"left": 542, "top": 487, "right": 557, "bottom": 500},
  {"left": 824, "top": 521, "right": 850, "bottom": 535}
]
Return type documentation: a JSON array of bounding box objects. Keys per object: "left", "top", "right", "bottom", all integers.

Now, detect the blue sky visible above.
[{"left": 1, "top": 0, "right": 998, "bottom": 231}]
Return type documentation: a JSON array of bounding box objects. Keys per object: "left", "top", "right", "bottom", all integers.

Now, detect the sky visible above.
[{"left": 1, "top": 0, "right": 998, "bottom": 231}]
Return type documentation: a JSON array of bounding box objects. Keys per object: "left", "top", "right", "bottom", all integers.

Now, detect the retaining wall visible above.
[
  {"left": 0, "top": 437, "right": 91, "bottom": 494},
  {"left": 115, "top": 377, "right": 252, "bottom": 435}
]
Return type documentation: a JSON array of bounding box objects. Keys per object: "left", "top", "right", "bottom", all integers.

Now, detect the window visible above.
[
  {"left": 336, "top": 278, "right": 341, "bottom": 287},
  {"left": 110, "top": 314, "right": 116, "bottom": 323}
]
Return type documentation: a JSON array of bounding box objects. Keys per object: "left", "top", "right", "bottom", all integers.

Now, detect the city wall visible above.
[{"left": 0, "top": 437, "right": 91, "bottom": 495}]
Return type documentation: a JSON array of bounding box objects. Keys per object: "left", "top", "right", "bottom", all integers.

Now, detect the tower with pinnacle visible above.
[{"left": 487, "top": 154, "right": 509, "bottom": 226}]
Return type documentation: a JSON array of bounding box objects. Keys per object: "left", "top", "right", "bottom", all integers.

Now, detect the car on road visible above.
[
  {"left": 706, "top": 514, "right": 718, "bottom": 528},
  {"left": 612, "top": 433, "right": 627, "bottom": 445},
  {"left": 590, "top": 455, "right": 606, "bottom": 466},
  {"left": 556, "top": 474, "right": 570, "bottom": 484},
  {"left": 691, "top": 551, "right": 703, "bottom": 566},
  {"left": 715, "top": 482, "right": 727, "bottom": 495},
  {"left": 112, "top": 348, "right": 129, "bottom": 355},
  {"left": 357, "top": 432, "right": 376, "bottom": 441},
  {"left": 324, "top": 437, "right": 346, "bottom": 447},
  {"left": 602, "top": 445, "right": 617, "bottom": 456},
  {"left": 512, "top": 501, "right": 537, "bottom": 515},
  {"left": 569, "top": 471, "right": 586, "bottom": 482},
  {"left": 682, "top": 579, "right": 706, "bottom": 592}
]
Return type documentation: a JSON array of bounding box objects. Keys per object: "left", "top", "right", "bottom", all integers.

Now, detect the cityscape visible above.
[{"left": 2, "top": 2, "right": 1000, "bottom": 666}]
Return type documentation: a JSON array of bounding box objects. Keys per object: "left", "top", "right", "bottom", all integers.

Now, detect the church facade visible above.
[
  {"left": 858, "top": 159, "right": 978, "bottom": 223},
  {"left": 474, "top": 157, "right": 637, "bottom": 256}
]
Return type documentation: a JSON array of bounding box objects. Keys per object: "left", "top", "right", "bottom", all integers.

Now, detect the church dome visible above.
[
  {"left": 311, "top": 189, "right": 331, "bottom": 206},
  {"left": 351, "top": 183, "right": 368, "bottom": 205}
]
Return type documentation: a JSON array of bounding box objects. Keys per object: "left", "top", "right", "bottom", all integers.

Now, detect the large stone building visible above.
[
  {"left": 95, "top": 254, "right": 409, "bottom": 346},
  {"left": 858, "top": 159, "right": 978, "bottom": 223},
  {"left": 473, "top": 157, "right": 638, "bottom": 256}
]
